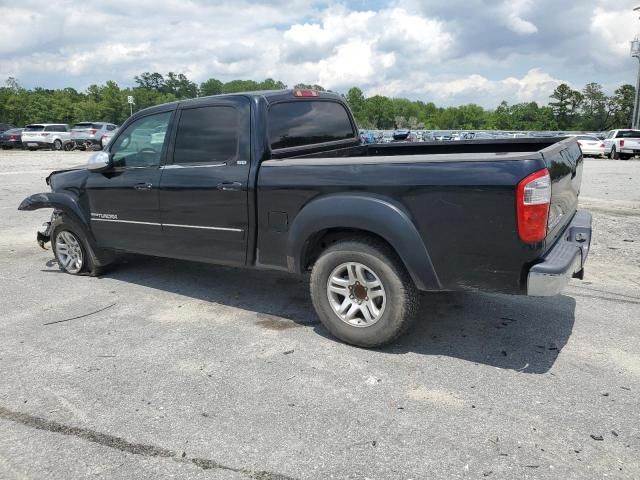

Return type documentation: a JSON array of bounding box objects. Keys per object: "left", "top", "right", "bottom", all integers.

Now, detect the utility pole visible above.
[{"left": 632, "top": 7, "right": 640, "bottom": 129}]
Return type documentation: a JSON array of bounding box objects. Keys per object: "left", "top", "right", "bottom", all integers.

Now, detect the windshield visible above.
[
  {"left": 24, "top": 125, "right": 44, "bottom": 132},
  {"left": 615, "top": 130, "right": 640, "bottom": 138}
]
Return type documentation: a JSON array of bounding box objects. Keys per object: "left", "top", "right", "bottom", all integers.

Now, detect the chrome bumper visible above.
[{"left": 527, "top": 210, "right": 592, "bottom": 297}]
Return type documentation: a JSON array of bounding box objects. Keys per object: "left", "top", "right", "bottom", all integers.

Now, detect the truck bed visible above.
[
  {"left": 279, "top": 137, "right": 564, "bottom": 160},
  {"left": 258, "top": 137, "right": 583, "bottom": 294}
]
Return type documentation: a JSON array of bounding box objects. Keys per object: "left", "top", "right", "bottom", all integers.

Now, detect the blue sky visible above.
[{"left": 0, "top": 0, "right": 638, "bottom": 107}]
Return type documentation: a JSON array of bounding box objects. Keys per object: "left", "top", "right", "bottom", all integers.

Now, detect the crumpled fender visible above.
[{"left": 18, "top": 192, "right": 89, "bottom": 227}]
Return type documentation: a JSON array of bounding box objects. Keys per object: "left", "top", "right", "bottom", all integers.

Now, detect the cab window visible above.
[
  {"left": 268, "top": 101, "right": 355, "bottom": 150},
  {"left": 173, "top": 106, "right": 239, "bottom": 164},
  {"left": 110, "top": 112, "right": 171, "bottom": 168}
]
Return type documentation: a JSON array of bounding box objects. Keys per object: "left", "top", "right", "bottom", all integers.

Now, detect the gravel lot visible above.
[{"left": 0, "top": 151, "right": 639, "bottom": 480}]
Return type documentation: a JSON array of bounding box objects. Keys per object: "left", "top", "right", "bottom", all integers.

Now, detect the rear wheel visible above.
[
  {"left": 620, "top": 153, "right": 632, "bottom": 160},
  {"left": 310, "top": 237, "right": 419, "bottom": 347},
  {"left": 52, "top": 139, "right": 62, "bottom": 151}
]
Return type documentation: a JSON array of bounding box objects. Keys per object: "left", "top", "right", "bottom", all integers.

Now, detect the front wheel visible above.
[
  {"left": 51, "top": 215, "right": 111, "bottom": 276},
  {"left": 310, "top": 237, "right": 419, "bottom": 347}
]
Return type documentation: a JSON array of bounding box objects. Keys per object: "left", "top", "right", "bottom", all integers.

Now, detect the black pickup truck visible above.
[{"left": 19, "top": 89, "right": 592, "bottom": 347}]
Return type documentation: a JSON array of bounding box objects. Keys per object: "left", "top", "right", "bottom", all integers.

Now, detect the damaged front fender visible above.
[{"left": 18, "top": 192, "right": 88, "bottom": 227}]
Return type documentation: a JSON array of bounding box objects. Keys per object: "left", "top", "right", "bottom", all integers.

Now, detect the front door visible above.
[
  {"left": 86, "top": 110, "right": 173, "bottom": 254},
  {"left": 158, "top": 98, "right": 250, "bottom": 265}
]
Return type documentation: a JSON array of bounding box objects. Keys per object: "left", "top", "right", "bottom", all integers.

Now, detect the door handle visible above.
[
  {"left": 217, "top": 182, "right": 242, "bottom": 191},
  {"left": 134, "top": 182, "right": 153, "bottom": 191}
]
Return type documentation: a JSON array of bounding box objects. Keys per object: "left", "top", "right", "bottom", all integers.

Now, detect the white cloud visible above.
[
  {"left": 0, "top": 0, "right": 637, "bottom": 107},
  {"left": 500, "top": 0, "right": 538, "bottom": 34}
]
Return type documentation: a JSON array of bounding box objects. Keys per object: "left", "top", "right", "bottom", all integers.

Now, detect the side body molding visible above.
[
  {"left": 286, "top": 194, "right": 441, "bottom": 291},
  {"left": 18, "top": 192, "right": 88, "bottom": 226}
]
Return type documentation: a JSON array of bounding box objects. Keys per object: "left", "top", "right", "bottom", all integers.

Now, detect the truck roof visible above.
[{"left": 134, "top": 89, "right": 344, "bottom": 117}]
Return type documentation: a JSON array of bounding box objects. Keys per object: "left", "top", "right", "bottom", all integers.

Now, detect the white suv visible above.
[{"left": 22, "top": 124, "right": 70, "bottom": 150}]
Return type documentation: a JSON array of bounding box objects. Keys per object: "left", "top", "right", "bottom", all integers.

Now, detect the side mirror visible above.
[{"left": 87, "top": 151, "right": 113, "bottom": 172}]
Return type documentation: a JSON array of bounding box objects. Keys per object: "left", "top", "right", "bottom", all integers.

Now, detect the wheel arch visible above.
[
  {"left": 287, "top": 194, "right": 441, "bottom": 291},
  {"left": 18, "top": 192, "right": 89, "bottom": 227}
]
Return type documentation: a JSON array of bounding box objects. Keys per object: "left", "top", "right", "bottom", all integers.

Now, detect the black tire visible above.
[
  {"left": 51, "top": 214, "right": 108, "bottom": 276},
  {"left": 310, "top": 237, "right": 419, "bottom": 347},
  {"left": 63, "top": 142, "right": 73, "bottom": 151},
  {"left": 52, "top": 139, "right": 62, "bottom": 151},
  {"left": 610, "top": 146, "right": 619, "bottom": 160},
  {"left": 620, "top": 153, "right": 631, "bottom": 160}
]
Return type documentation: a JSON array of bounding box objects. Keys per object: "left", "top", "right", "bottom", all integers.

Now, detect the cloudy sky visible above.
[{"left": 1, "top": 0, "right": 639, "bottom": 107}]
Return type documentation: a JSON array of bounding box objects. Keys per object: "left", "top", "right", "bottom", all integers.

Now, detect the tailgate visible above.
[
  {"left": 540, "top": 138, "right": 583, "bottom": 249},
  {"left": 621, "top": 138, "right": 640, "bottom": 149}
]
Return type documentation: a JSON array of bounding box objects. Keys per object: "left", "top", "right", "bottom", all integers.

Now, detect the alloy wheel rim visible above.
[
  {"left": 55, "top": 231, "right": 84, "bottom": 274},
  {"left": 326, "top": 262, "right": 386, "bottom": 327}
]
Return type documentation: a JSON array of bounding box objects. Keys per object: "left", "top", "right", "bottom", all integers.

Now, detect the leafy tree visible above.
[
  {"left": 134, "top": 72, "right": 165, "bottom": 92},
  {"left": 199, "top": 78, "right": 223, "bottom": 96},
  {"left": 549, "top": 83, "right": 582, "bottom": 130},
  {"left": 345, "top": 87, "right": 365, "bottom": 122},
  {"left": 580, "top": 82, "right": 609, "bottom": 131},
  {"left": 164, "top": 72, "right": 198, "bottom": 99},
  {"left": 609, "top": 84, "right": 635, "bottom": 128},
  {"left": 0, "top": 74, "right": 634, "bottom": 132}
]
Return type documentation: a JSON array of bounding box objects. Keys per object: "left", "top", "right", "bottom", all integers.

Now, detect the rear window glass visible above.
[
  {"left": 45, "top": 125, "right": 67, "bottom": 132},
  {"left": 615, "top": 130, "right": 640, "bottom": 138},
  {"left": 173, "top": 106, "right": 239, "bottom": 164},
  {"left": 24, "top": 125, "right": 45, "bottom": 132},
  {"left": 268, "top": 101, "right": 354, "bottom": 150}
]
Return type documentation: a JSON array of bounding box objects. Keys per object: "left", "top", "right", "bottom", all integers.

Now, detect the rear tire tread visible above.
[{"left": 310, "top": 235, "right": 419, "bottom": 347}]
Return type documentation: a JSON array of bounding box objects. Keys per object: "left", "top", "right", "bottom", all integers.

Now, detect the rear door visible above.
[
  {"left": 86, "top": 109, "right": 174, "bottom": 253},
  {"left": 540, "top": 138, "right": 583, "bottom": 248},
  {"left": 158, "top": 96, "right": 251, "bottom": 265}
]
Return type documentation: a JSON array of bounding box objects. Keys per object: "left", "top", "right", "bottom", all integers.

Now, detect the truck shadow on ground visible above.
[{"left": 89, "top": 255, "right": 575, "bottom": 375}]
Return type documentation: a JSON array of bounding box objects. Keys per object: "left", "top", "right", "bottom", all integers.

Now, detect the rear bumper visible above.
[
  {"left": 527, "top": 210, "right": 592, "bottom": 296},
  {"left": 620, "top": 148, "right": 640, "bottom": 155}
]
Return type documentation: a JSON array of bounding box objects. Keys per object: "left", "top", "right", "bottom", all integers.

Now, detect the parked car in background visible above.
[
  {"left": 604, "top": 129, "right": 640, "bottom": 160},
  {"left": 392, "top": 129, "right": 411, "bottom": 141},
  {"left": 70, "top": 122, "right": 118, "bottom": 150},
  {"left": 0, "top": 123, "right": 16, "bottom": 134},
  {"left": 0, "top": 128, "right": 23, "bottom": 149},
  {"left": 21, "top": 124, "right": 70, "bottom": 150},
  {"left": 100, "top": 127, "right": 118, "bottom": 148},
  {"left": 571, "top": 135, "right": 605, "bottom": 157},
  {"left": 381, "top": 131, "right": 394, "bottom": 143}
]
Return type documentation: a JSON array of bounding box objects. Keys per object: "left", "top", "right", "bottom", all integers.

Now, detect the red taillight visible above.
[
  {"left": 600, "top": 143, "right": 604, "bottom": 148},
  {"left": 620, "top": 139, "right": 624, "bottom": 148},
  {"left": 293, "top": 89, "right": 319, "bottom": 97},
  {"left": 9, "top": 135, "right": 16, "bottom": 140},
  {"left": 89, "top": 129, "right": 97, "bottom": 135},
  {"left": 516, "top": 169, "right": 551, "bottom": 243}
]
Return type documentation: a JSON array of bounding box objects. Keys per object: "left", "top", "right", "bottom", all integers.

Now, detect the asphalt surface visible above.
[{"left": 0, "top": 151, "right": 639, "bottom": 480}]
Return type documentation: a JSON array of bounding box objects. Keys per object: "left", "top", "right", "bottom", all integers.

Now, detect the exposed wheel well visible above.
[{"left": 302, "top": 228, "right": 398, "bottom": 272}]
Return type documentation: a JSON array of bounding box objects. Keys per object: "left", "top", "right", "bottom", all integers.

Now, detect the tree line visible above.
[{"left": 0, "top": 73, "right": 635, "bottom": 132}]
